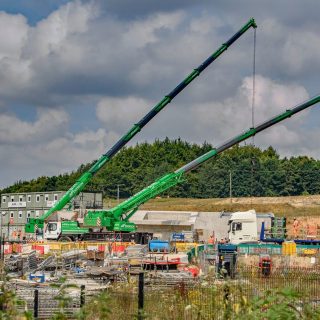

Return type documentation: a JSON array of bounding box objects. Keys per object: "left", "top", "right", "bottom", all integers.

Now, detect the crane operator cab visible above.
[{"left": 45, "top": 221, "right": 61, "bottom": 240}]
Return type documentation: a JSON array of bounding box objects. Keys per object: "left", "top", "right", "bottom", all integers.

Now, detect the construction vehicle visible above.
[
  {"left": 42, "top": 95, "right": 320, "bottom": 241},
  {"left": 228, "top": 210, "right": 259, "bottom": 244},
  {"left": 260, "top": 221, "right": 320, "bottom": 245},
  {"left": 24, "top": 18, "right": 258, "bottom": 240},
  {"left": 227, "top": 210, "right": 320, "bottom": 245},
  {"left": 227, "top": 209, "right": 286, "bottom": 244}
]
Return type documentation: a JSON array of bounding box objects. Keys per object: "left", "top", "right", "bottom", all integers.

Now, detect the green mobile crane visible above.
[
  {"left": 25, "top": 18, "right": 257, "bottom": 238},
  {"left": 43, "top": 95, "right": 320, "bottom": 241}
]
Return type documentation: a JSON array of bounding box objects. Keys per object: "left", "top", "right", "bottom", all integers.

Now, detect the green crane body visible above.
[
  {"left": 25, "top": 18, "right": 257, "bottom": 234},
  {"left": 83, "top": 95, "right": 320, "bottom": 231}
]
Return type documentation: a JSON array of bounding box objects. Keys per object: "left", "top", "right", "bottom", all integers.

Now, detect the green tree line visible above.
[{"left": 2, "top": 138, "right": 320, "bottom": 198}]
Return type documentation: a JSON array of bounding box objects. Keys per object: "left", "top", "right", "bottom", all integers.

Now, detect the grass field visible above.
[{"left": 105, "top": 195, "right": 320, "bottom": 218}]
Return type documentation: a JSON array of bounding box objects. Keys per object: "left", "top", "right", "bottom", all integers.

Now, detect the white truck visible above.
[{"left": 227, "top": 209, "right": 274, "bottom": 244}]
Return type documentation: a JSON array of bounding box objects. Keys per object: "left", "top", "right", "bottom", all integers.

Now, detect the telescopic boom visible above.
[
  {"left": 27, "top": 18, "right": 257, "bottom": 229},
  {"left": 104, "top": 95, "right": 320, "bottom": 226}
]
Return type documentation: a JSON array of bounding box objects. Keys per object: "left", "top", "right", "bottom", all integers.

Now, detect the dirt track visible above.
[
  {"left": 138, "top": 195, "right": 320, "bottom": 217},
  {"left": 106, "top": 195, "right": 320, "bottom": 235}
]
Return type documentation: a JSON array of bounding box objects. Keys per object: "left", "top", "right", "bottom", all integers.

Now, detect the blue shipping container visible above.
[{"left": 149, "top": 240, "right": 170, "bottom": 252}]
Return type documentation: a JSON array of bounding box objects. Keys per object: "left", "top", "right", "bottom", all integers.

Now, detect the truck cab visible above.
[{"left": 228, "top": 210, "right": 258, "bottom": 244}]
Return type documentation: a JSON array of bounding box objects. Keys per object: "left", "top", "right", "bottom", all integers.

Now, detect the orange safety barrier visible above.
[
  {"left": 4, "top": 243, "right": 12, "bottom": 254},
  {"left": 98, "top": 245, "right": 105, "bottom": 252},
  {"left": 112, "top": 244, "right": 126, "bottom": 253},
  {"left": 32, "top": 245, "right": 44, "bottom": 255}
]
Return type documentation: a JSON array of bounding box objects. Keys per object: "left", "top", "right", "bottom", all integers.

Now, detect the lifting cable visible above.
[
  {"left": 250, "top": 28, "right": 257, "bottom": 203},
  {"left": 251, "top": 27, "right": 257, "bottom": 144}
]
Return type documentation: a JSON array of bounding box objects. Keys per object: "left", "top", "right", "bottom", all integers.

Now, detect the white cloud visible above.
[
  {"left": 24, "top": 1, "right": 97, "bottom": 60},
  {"left": 189, "top": 75, "right": 309, "bottom": 142},
  {"left": 96, "top": 96, "right": 152, "bottom": 133},
  {"left": 0, "top": 109, "right": 68, "bottom": 145},
  {"left": 0, "top": 11, "right": 31, "bottom": 96},
  {"left": 0, "top": 12, "right": 27, "bottom": 60},
  {"left": 122, "top": 12, "right": 184, "bottom": 48},
  {"left": 0, "top": 109, "right": 119, "bottom": 188},
  {"left": 0, "top": 1, "right": 318, "bottom": 105},
  {"left": 32, "top": 128, "right": 118, "bottom": 169},
  {"left": 254, "top": 18, "right": 320, "bottom": 78}
]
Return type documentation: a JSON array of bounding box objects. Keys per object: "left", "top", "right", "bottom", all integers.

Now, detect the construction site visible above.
[{"left": 0, "top": 8, "right": 320, "bottom": 320}]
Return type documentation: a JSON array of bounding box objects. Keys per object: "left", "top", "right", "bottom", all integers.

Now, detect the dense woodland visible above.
[{"left": 2, "top": 138, "right": 320, "bottom": 198}]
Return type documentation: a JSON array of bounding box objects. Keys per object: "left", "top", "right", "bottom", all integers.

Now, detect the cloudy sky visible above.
[{"left": 0, "top": 0, "right": 319, "bottom": 188}]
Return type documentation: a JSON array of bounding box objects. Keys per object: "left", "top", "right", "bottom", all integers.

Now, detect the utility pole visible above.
[
  {"left": 229, "top": 170, "right": 232, "bottom": 203},
  {"left": 117, "top": 185, "right": 120, "bottom": 204}
]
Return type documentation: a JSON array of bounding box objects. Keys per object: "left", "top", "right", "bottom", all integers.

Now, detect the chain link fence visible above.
[{"left": 7, "top": 264, "right": 320, "bottom": 319}]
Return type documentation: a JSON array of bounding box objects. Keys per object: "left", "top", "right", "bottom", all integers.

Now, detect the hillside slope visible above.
[
  {"left": 141, "top": 195, "right": 320, "bottom": 237},
  {"left": 105, "top": 195, "right": 320, "bottom": 218}
]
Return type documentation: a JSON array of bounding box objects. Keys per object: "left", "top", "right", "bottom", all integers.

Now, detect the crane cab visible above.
[{"left": 45, "top": 221, "right": 62, "bottom": 240}]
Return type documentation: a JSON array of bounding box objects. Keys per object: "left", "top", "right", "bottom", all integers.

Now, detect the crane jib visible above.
[
  {"left": 176, "top": 95, "right": 320, "bottom": 174},
  {"left": 25, "top": 18, "right": 257, "bottom": 226},
  {"left": 107, "top": 95, "right": 320, "bottom": 222},
  {"left": 104, "top": 20, "right": 257, "bottom": 159},
  {"left": 88, "top": 18, "right": 257, "bottom": 167}
]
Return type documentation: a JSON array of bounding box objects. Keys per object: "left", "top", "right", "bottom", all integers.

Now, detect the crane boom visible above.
[
  {"left": 84, "top": 95, "right": 320, "bottom": 230},
  {"left": 26, "top": 18, "right": 257, "bottom": 233}
]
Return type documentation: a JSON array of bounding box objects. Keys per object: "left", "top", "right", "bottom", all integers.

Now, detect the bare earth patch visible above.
[{"left": 105, "top": 195, "right": 320, "bottom": 234}]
